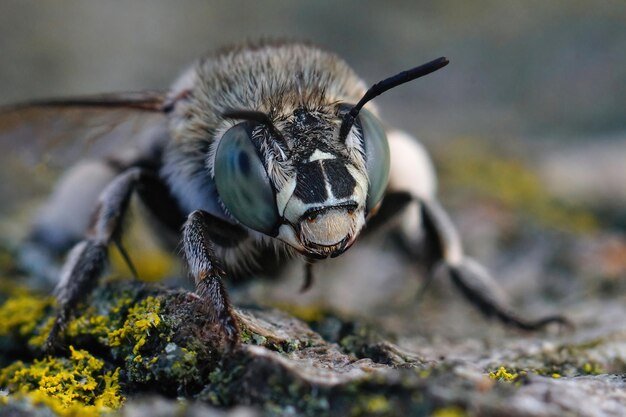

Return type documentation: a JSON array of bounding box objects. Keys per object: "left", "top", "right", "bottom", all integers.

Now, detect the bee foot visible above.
[
  {"left": 219, "top": 311, "right": 240, "bottom": 348},
  {"left": 43, "top": 317, "right": 68, "bottom": 355}
]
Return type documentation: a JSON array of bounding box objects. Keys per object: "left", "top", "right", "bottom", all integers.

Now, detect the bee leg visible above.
[
  {"left": 46, "top": 241, "right": 108, "bottom": 352},
  {"left": 300, "top": 262, "right": 316, "bottom": 293},
  {"left": 182, "top": 210, "right": 242, "bottom": 345},
  {"left": 385, "top": 130, "right": 569, "bottom": 330},
  {"left": 418, "top": 197, "right": 571, "bottom": 330},
  {"left": 44, "top": 168, "right": 146, "bottom": 352},
  {"left": 20, "top": 160, "right": 119, "bottom": 285},
  {"left": 363, "top": 191, "right": 413, "bottom": 233}
]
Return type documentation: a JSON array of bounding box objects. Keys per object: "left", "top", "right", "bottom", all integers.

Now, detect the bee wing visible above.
[
  {"left": 0, "top": 91, "right": 169, "bottom": 237},
  {"left": 0, "top": 91, "right": 167, "bottom": 166}
]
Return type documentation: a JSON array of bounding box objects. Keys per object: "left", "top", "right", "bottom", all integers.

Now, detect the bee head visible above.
[
  {"left": 213, "top": 56, "right": 449, "bottom": 259},
  {"left": 213, "top": 105, "right": 378, "bottom": 258}
]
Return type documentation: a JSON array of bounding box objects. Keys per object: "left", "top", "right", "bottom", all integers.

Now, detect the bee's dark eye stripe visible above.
[
  {"left": 222, "top": 109, "right": 271, "bottom": 124},
  {"left": 294, "top": 162, "right": 328, "bottom": 204},
  {"left": 323, "top": 160, "right": 355, "bottom": 199},
  {"left": 222, "top": 108, "right": 287, "bottom": 149}
]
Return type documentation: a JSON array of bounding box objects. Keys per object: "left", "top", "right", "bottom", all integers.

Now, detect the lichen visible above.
[
  {"left": 0, "top": 346, "right": 124, "bottom": 417},
  {"left": 437, "top": 139, "right": 598, "bottom": 234},
  {"left": 0, "top": 281, "right": 215, "bottom": 412},
  {"left": 2, "top": 275, "right": 619, "bottom": 417},
  {"left": 364, "top": 395, "right": 391, "bottom": 413},
  {"left": 28, "top": 317, "right": 56, "bottom": 349},
  {"left": 0, "top": 292, "right": 54, "bottom": 338},
  {"left": 581, "top": 362, "right": 605, "bottom": 375},
  {"left": 272, "top": 302, "right": 328, "bottom": 323},
  {"left": 431, "top": 406, "right": 468, "bottom": 417},
  {"left": 108, "top": 296, "right": 162, "bottom": 356},
  {"left": 486, "top": 336, "right": 623, "bottom": 383},
  {"left": 488, "top": 364, "right": 574, "bottom": 384},
  {"left": 488, "top": 367, "right": 522, "bottom": 383},
  {"left": 66, "top": 311, "right": 111, "bottom": 344}
]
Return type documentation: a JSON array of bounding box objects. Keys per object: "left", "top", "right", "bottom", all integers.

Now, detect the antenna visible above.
[{"left": 338, "top": 57, "right": 449, "bottom": 141}]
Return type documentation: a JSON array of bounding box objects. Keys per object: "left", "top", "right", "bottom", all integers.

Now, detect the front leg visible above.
[
  {"left": 182, "top": 210, "right": 242, "bottom": 344},
  {"left": 419, "top": 197, "right": 569, "bottom": 330},
  {"left": 386, "top": 130, "right": 569, "bottom": 331}
]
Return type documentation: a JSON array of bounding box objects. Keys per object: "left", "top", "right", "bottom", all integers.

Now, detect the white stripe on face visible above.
[{"left": 308, "top": 149, "right": 336, "bottom": 162}]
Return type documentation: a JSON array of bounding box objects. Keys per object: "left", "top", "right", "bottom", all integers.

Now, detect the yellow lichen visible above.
[
  {"left": 0, "top": 292, "right": 54, "bottom": 337},
  {"left": 582, "top": 362, "right": 604, "bottom": 375},
  {"left": 431, "top": 406, "right": 467, "bottom": 417},
  {"left": 0, "top": 346, "right": 124, "bottom": 417},
  {"left": 108, "top": 296, "right": 162, "bottom": 357},
  {"left": 110, "top": 295, "right": 135, "bottom": 315},
  {"left": 0, "top": 286, "right": 172, "bottom": 415},
  {"left": 488, "top": 366, "right": 519, "bottom": 382},
  {"left": 28, "top": 317, "right": 56, "bottom": 348},
  {"left": 365, "top": 395, "right": 390, "bottom": 413},
  {"left": 66, "top": 311, "right": 111, "bottom": 341},
  {"left": 271, "top": 302, "right": 327, "bottom": 322}
]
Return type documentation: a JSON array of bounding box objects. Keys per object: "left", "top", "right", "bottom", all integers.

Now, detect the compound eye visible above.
[
  {"left": 357, "top": 108, "right": 390, "bottom": 212},
  {"left": 214, "top": 122, "right": 279, "bottom": 235}
]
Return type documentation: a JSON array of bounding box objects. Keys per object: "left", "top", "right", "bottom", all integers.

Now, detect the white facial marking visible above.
[
  {"left": 308, "top": 149, "right": 336, "bottom": 162},
  {"left": 346, "top": 164, "right": 368, "bottom": 202},
  {"left": 276, "top": 177, "right": 297, "bottom": 216},
  {"left": 300, "top": 210, "right": 353, "bottom": 246},
  {"left": 277, "top": 223, "right": 304, "bottom": 251}
]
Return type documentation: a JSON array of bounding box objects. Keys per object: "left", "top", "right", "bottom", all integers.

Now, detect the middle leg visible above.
[{"left": 46, "top": 167, "right": 153, "bottom": 350}]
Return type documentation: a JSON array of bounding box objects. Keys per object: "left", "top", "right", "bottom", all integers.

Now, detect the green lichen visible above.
[
  {"left": 0, "top": 346, "right": 124, "bottom": 417},
  {"left": 67, "top": 287, "right": 210, "bottom": 393},
  {"left": 6, "top": 277, "right": 601, "bottom": 417}
]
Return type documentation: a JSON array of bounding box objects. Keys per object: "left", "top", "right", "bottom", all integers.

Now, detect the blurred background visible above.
[
  {"left": 1, "top": 0, "right": 626, "bottom": 343},
  {"left": 1, "top": 1, "right": 624, "bottom": 139}
]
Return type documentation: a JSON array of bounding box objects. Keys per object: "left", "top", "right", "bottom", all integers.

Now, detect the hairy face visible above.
[
  {"left": 272, "top": 106, "right": 370, "bottom": 258},
  {"left": 212, "top": 101, "right": 390, "bottom": 259}
]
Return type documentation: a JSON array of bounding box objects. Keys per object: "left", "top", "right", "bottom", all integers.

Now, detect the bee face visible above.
[
  {"left": 275, "top": 106, "right": 369, "bottom": 258},
  {"left": 213, "top": 103, "right": 390, "bottom": 259}
]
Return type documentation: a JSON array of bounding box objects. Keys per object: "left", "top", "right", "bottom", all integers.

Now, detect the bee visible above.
[{"left": 0, "top": 41, "right": 566, "bottom": 349}]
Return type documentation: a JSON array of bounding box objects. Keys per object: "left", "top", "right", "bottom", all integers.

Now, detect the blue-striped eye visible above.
[
  {"left": 356, "top": 108, "right": 390, "bottom": 211},
  {"left": 214, "top": 122, "right": 279, "bottom": 235}
]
